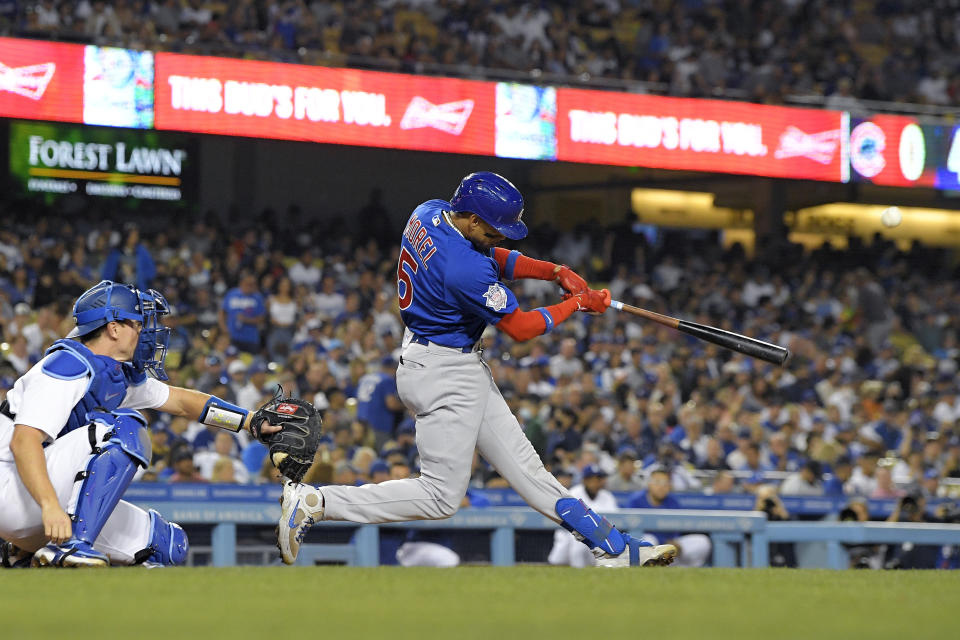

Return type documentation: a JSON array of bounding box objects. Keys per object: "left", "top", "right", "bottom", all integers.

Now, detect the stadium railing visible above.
[{"left": 126, "top": 484, "right": 960, "bottom": 568}]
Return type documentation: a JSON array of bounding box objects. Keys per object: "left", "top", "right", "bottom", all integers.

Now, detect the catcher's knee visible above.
[
  {"left": 135, "top": 509, "right": 189, "bottom": 566},
  {"left": 88, "top": 409, "right": 151, "bottom": 467}
]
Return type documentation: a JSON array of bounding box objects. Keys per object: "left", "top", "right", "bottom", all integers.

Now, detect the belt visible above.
[
  {"left": 0, "top": 399, "right": 15, "bottom": 421},
  {"left": 409, "top": 334, "right": 481, "bottom": 354}
]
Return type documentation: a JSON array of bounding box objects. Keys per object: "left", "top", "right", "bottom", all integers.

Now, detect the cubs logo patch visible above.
[
  {"left": 276, "top": 402, "right": 300, "bottom": 415},
  {"left": 482, "top": 283, "right": 508, "bottom": 311}
]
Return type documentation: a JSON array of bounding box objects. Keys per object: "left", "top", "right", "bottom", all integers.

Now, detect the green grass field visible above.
[{"left": 2, "top": 567, "right": 957, "bottom": 640}]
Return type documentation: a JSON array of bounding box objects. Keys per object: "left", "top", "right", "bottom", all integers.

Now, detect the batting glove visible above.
[
  {"left": 567, "top": 288, "right": 611, "bottom": 314},
  {"left": 555, "top": 265, "right": 588, "bottom": 295}
]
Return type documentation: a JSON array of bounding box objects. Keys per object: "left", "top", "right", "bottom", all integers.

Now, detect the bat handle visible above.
[{"left": 610, "top": 299, "right": 624, "bottom": 311}]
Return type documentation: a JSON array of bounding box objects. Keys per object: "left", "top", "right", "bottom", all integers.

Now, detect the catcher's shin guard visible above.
[
  {"left": 555, "top": 497, "right": 627, "bottom": 556},
  {"left": 69, "top": 411, "right": 151, "bottom": 549},
  {"left": 135, "top": 509, "right": 188, "bottom": 567}
]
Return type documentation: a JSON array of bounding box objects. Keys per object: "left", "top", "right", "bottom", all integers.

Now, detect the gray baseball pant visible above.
[{"left": 320, "top": 341, "right": 570, "bottom": 523}]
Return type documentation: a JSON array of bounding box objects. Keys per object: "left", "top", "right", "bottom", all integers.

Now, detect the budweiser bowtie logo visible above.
[
  {"left": 0, "top": 61, "right": 56, "bottom": 100},
  {"left": 773, "top": 126, "right": 840, "bottom": 164},
  {"left": 400, "top": 96, "right": 474, "bottom": 135}
]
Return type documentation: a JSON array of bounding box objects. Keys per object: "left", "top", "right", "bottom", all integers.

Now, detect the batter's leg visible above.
[
  {"left": 476, "top": 378, "right": 676, "bottom": 568},
  {"left": 474, "top": 378, "right": 570, "bottom": 521},
  {"left": 277, "top": 348, "right": 488, "bottom": 564}
]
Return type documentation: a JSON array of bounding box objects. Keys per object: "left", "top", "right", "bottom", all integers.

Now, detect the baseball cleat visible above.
[
  {"left": 32, "top": 541, "right": 109, "bottom": 568},
  {"left": 593, "top": 538, "right": 678, "bottom": 568},
  {"left": 634, "top": 543, "right": 678, "bottom": 567},
  {"left": 1, "top": 541, "right": 34, "bottom": 568},
  {"left": 277, "top": 481, "right": 324, "bottom": 565}
]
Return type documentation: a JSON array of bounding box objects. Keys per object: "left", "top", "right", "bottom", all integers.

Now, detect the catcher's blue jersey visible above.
[{"left": 397, "top": 200, "right": 518, "bottom": 348}]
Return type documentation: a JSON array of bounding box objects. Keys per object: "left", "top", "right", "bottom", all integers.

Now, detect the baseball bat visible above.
[{"left": 609, "top": 300, "right": 790, "bottom": 365}]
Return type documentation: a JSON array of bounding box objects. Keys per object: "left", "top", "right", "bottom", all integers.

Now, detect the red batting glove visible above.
[
  {"left": 566, "top": 288, "right": 611, "bottom": 314},
  {"left": 555, "top": 265, "right": 588, "bottom": 295}
]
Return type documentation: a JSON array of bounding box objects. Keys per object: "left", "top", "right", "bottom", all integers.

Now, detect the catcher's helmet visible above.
[
  {"left": 72, "top": 280, "right": 171, "bottom": 380},
  {"left": 450, "top": 171, "right": 527, "bottom": 240}
]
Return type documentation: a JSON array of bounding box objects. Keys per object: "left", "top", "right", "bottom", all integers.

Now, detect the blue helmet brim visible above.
[{"left": 496, "top": 220, "right": 528, "bottom": 240}]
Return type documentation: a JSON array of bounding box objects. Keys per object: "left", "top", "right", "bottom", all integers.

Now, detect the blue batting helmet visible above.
[
  {"left": 450, "top": 171, "right": 527, "bottom": 240},
  {"left": 72, "top": 280, "right": 171, "bottom": 380}
]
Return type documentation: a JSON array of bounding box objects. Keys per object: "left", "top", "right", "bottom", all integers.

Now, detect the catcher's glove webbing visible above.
[{"left": 249, "top": 390, "right": 321, "bottom": 483}]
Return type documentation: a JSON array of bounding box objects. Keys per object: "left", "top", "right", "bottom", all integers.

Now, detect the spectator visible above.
[
  {"left": 3, "top": 334, "right": 33, "bottom": 376},
  {"left": 627, "top": 468, "right": 712, "bottom": 567},
  {"left": 167, "top": 446, "right": 206, "bottom": 483},
  {"left": 267, "top": 276, "right": 298, "bottom": 362},
  {"left": 606, "top": 448, "right": 643, "bottom": 492},
  {"left": 220, "top": 272, "right": 267, "bottom": 354},
  {"left": 355, "top": 356, "right": 403, "bottom": 450},
  {"left": 211, "top": 457, "right": 238, "bottom": 483},
  {"left": 313, "top": 275, "right": 346, "bottom": 320},
  {"left": 754, "top": 485, "right": 795, "bottom": 567},
  {"left": 885, "top": 492, "right": 939, "bottom": 569},
  {"left": 780, "top": 459, "right": 824, "bottom": 496},
  {"left": 369, "top": 459, "right": 391, "bottom": 484},
  {"left": 847, "top": 452, "right": 880, "bottom": 497},
  {"left": 705, "top": 471, "right": 736, "bottom": 495},
  {"left": 195, "top": 431, "right": 249, "bottom": 483},
  {"left": 549, "top": 337, "right": 583, "bottom": 381},
  {"left": 871, "top": 464, "right": 904, "bottom": 499},
  {"left": 101, "top": 226, "right": 156, "bottom": 292},
  {"left": 288, "top": 250, "right": 321, "bottom": 290}
]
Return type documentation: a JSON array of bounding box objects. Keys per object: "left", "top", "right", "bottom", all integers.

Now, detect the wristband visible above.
[
  {"left": 199, "top": 396, "right": 248, "bottom": 432},
  {"left": 534, "top": 307, "right": 555, "bottom": 333}
]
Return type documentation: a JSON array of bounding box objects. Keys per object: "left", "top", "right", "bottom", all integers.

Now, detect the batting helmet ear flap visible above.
[{"left": 450, "top": 172, "right": 527, "bottom": 240}]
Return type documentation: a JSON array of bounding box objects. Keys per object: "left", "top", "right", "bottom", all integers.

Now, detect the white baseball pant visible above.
[{"left": 0, "top": 422, "right": 151, "bottom": 563}]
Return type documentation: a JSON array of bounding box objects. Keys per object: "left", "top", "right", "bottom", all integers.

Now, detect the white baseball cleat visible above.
[
  {"left": 277, "top": 481, "right": 324, "bottom": 565},
  {"left": 32, "top": 541, "right": 109, "bottom": 568},
  {"left": 593, "top": 540, "right": 678, "bottom": 568}
]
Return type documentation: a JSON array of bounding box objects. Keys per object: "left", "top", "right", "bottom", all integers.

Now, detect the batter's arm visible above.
[
  {"left": 496, "top": 297, "right": 581, "bottom": 342},
  {"left": 491, "top": 248, "right": 559, "bottom": 280},
  {"left": 491, "top": 249, "right": 587, "bottom": 294}
]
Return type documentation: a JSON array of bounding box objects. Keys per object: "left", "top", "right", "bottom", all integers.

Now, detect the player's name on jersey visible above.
[{"left": 402, "top": 214, "right": 440, "bottom": 267}]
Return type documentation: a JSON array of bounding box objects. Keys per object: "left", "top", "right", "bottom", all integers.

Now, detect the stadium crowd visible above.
[
  {"left": 5, "top": 0, "right": 960, "bottom": 106},
  {"left": 1, "top": 193, "right": 959, "bottom": 523}
]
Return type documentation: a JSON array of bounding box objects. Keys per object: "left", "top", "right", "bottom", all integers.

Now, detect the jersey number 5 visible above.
[{"left": 397, "top": 247, "right": 418, "bottom": 310}]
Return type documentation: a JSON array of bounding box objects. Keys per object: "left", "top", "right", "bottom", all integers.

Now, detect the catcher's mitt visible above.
[{"left": 249, "top": 391, "right": 321, "bottom": 483}]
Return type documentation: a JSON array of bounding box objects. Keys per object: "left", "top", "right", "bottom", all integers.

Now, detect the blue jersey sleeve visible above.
[{"left": 446, "top": 253, "right": 519, "bottom": 325}]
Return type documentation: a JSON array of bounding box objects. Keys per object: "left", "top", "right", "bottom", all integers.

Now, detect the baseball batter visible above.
[
  {"left": 0, "top": 280, "right": 274, "bottom": 568},
  {"left": 278, "top": 172, "right": 676, "bottom": 567}
]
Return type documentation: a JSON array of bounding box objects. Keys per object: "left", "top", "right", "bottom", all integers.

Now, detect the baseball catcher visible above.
[{"left": 249, "top": 389, "right": 322, "bottom": 483}]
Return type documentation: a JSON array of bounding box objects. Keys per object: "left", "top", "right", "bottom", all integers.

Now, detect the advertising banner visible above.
[
  {"left": 83, "top": 46, "right": 155, "bottom": 129},
  {"left": 495, "top": 82, "right": 557, "bottom": 160},
  {"left": 154, "top": 53, "right": 495, "bottom": 155},
  {"left": 556, "top": 89, "right": 848, "bottom": 182},
  {"left": 0, "top": 37, "right": 84, "bottom": 123},
  {"left": 848, "top": 115, "right": 960, "bottom": 189},
  {"left": 9, "top": 119, "right": 195, "bottom": 202}
]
